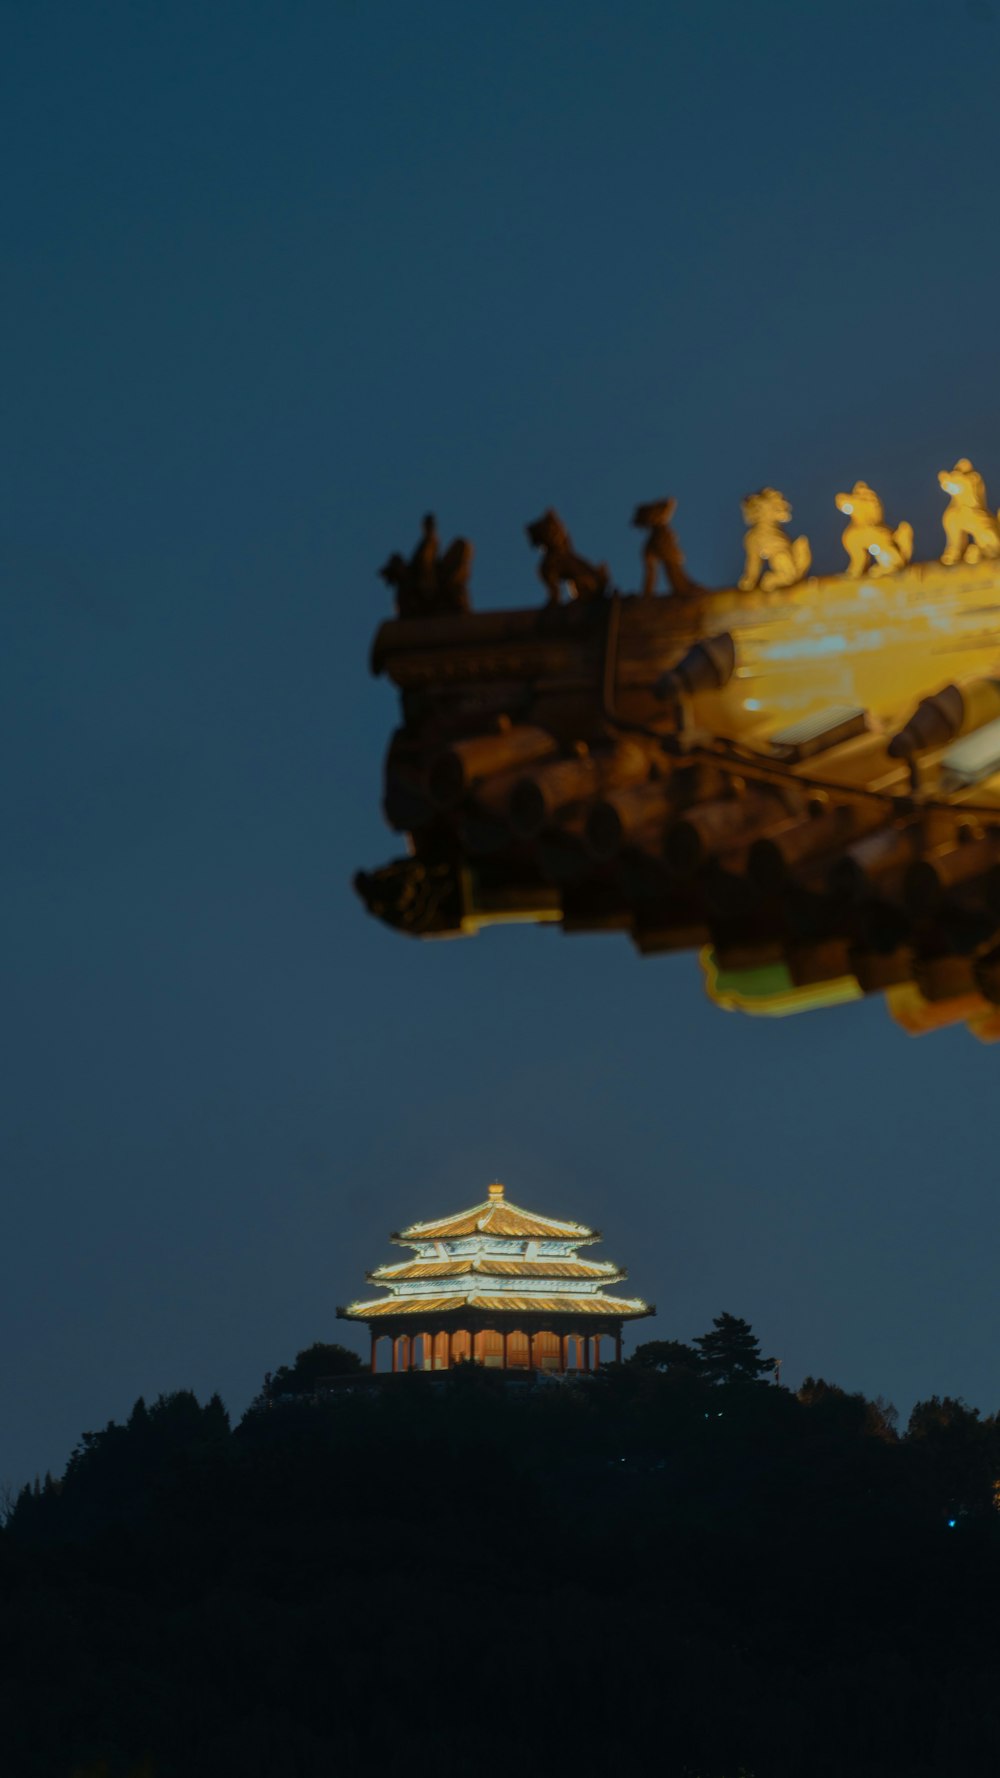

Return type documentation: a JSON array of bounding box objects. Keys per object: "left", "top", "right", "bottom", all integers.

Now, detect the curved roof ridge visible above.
[{"left": 391, "top": 1187, "right": 600, "bottom": 1247}]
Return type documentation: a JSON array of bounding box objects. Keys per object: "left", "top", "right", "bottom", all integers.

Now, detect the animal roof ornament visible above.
[{"left": 357, "top": 461, "right": 1000, "bottom": 1041}]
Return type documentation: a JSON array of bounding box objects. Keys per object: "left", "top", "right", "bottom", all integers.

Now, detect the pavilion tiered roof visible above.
[{"left": 340, "top": 1181, "right": 652, "bottom": 1329}]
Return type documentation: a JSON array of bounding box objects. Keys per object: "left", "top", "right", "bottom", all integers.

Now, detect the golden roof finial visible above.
[{"left": 487, "top": 1181, "right": 505, "bottom": 1201}]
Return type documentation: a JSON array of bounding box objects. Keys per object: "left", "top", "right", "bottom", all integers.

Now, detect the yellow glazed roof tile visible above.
[
  {"left": 393, "top": 1183, "right": 599, "bottom": 1246},
  {"left": 370, "top": 1257, "right": 619, "bottom": 1282},
  {"left": 475, "top": 1259, "right": 617, "bottom": 1279},
  {"left": 468, "top": 1293, "right": 649, "bottom": 1316},
  {"left": 340, "top": 1291, "right": 651, "bottom": 1320}
]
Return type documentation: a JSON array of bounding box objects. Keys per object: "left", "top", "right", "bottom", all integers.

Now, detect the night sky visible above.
[{"left": 5, "top": 0, "right": 1000, "bottom": 1489}]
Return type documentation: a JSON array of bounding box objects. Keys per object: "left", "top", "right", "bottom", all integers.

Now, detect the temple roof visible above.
[
  {"left": 392, "top": 1181, "right": 600, "bottom": 1246},
  {"left": 339, "top": 1291, "right": 652, "bottom": 1320},
  {"left": 342, "top": 1180, "right": 652, "bottom": 1330},
  {"left": 370, "top": 1256, "right": 621, "bottom": 1283}
]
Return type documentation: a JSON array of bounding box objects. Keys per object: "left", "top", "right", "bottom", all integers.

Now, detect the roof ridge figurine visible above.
[
  {"left": 379, "top": 512, "right": 472, "bottom": 617},
  {"left": 939, "top": 458, "right": 1000, "bottom": 566},
  {"left": 378, "top": 459, "right": 1000, "bottom": 621},
  {"left": 631, "top": 496, "right": 701, "bottom": 597},
  {"left": 835, "top": 481, "right": 913, "bottom": 577},
  {"left": 738, "top": 488, "right": 811, "bottom": 592},
  {"left": 525, "top": 508, "right": 611, "bottom": 604}
]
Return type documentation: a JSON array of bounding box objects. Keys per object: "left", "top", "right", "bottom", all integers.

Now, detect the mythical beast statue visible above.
[
  {"left": 738, "top": 488, "right": 812, "bottom": 592},
  {"left": 835, "top": 481, "right": 914, "bottom": 577},
  {"left": 525, "top": 509, "right": 610, "bottom": 604},
  {"left": 632, "top": 496, "right": 701, "bottom": 596},
  {"left": 939, "top": 458, "right": 1000, "bottom": 566}
]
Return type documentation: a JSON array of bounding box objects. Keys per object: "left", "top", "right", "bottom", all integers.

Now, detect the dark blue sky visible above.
[{"left": 4, "top": 0, "right": 1000, "bottom": 1485}]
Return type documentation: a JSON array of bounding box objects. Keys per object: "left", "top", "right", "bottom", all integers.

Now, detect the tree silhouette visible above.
[
  {"left": 693, "top": 1312, "right": 776, "bottom": 1384},
  {"left": 907, "top": 1395, "right": 996, "bottom": 1518},
  {"left": 629, "top": 1338, "right": 701, "bottom": 1373},
  {"left": 267, "top": 1342, "right": 363, "bottom": 1398}
]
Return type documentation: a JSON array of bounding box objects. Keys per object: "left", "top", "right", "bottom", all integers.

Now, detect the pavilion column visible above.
[
  {"left": 404, "top": 1335, "right": 413, "bottom": 1372},
  {"left": 559, "top": 1335, "right": 568, "bottom": 1374},
  {"left": 370, "top": 1334, "right": 377, "bottom": 1375},
  {"left": 529, "top": 1332, "right": 536, "bottom": 1372},
  {"left": 615, "top": 1329, "right": 622, "bottom": 1365},
  {"left": 447, "top": 1330, "right": 454, "bottom": 1369},
  {"left": 502, "top": 1331, "right": 509, "bottom": 1371},
  {"left": 392, "top": 1336, "right": 399, "bottom": 1374},
  {"left": 593, "top": 1336, "right": 601, "bottom": 1370},
  {"left": 583, "top": 1335, "right": 591, "bottom": 1374}
]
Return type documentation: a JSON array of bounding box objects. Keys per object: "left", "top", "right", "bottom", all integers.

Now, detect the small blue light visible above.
[{"left": 948, "top": 1518, "right": 957, "bottom": 1528}]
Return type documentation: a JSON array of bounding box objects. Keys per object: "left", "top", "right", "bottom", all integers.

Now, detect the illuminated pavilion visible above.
[{"left": 337, "top": 1181, "right": 654, "bottom": 1374}]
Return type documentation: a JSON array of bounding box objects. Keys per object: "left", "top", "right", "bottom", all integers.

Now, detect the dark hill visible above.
[{"left": 4, "top": 1364, "right": 1000, "bottom": 1777}]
